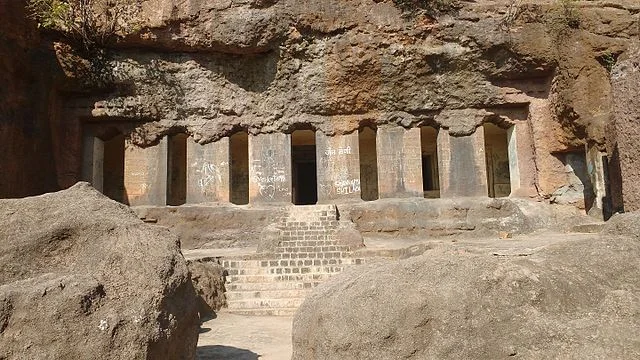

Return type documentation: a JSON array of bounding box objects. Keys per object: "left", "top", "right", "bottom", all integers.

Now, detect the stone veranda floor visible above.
[{"left": 197, "top": 312, "right": 293, "bottom": 360}]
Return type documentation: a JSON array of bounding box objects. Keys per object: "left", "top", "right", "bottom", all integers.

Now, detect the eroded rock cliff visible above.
[
  {"left": 2, "top": 0, "right": 638, "bottom": 199},
  {"left": 58, "top": 0, "right": 636, "bottom": 143}
]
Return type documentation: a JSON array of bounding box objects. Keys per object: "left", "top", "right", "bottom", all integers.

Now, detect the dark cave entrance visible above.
[
  {"left": 167, "top": 133, "right": 187, "bottom": 206},
  {"left": 102, "top": 133, "right": 125, "bottom": 203},
  {"left": 291, "top": 130, "right": 318, "bottom": 205}
]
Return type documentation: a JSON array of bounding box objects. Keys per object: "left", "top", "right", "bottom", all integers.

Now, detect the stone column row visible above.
[{"left": 83, "top": 123, "right": 538, "bottom": 206}]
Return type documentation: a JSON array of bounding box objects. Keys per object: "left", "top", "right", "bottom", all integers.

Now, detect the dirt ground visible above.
[{"left": 197, "top": 312, "right": 293, "bottom": 360}]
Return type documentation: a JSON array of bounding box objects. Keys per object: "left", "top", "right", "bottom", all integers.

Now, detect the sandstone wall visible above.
[
  {"left": 0, "top": 0, "right": 60, "bottom": 197},
  {"left": 3, "top": 0, "right": 639, "bottom": 203}
]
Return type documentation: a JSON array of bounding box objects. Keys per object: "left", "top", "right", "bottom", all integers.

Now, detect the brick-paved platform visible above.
[
  {"left": 222, "top": 204, "right": 371, "bottom": 316},
  {"left": 188, "top": 204, "right": 377, "bottom": 316}
]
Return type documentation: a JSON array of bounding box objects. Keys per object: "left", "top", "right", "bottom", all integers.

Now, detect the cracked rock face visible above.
[
  {"left": 59, "top": 0, "right": 638, "bottom": 147},
  {"left": 0, "top": 183, "right": 200, "bottom": 360}
]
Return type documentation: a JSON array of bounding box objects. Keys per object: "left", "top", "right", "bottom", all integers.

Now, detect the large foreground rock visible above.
[
  {"left": 292, "top": 232, "right": 640, "bottom": 359},
  {"left": 0, "top": 183, "right": 199, "bottom": 359}
]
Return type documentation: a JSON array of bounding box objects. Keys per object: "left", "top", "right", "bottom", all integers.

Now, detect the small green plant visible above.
[
  {"left": 597, "top": 52, "right": 618, "bottom": 73},
  {"left": 544, "top": 0, "right": 581, "bottom": 39},
  {"left": 559, "top": 0, "right": 580, "bottom": 29},
  {"left": 392, "top": 0, "right": 461, "bottom": 18},
  {"left": 499, "top": 0, "right": 523, "bottom": 32},
  {"left": 558, "top": 0, "right": 580, "bottom": 29},
  {"left": 27, "top": 0, "right": 142, "bottom": 50}
]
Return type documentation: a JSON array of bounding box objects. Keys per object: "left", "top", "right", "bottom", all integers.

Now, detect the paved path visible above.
[{"left": 197, "top": 312, "right": 293, "bottom": 360}]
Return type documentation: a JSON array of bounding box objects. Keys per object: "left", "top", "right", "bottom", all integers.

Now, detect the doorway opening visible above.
[
  {"left": 483, "top": 123, "right": 511, "bottom": 198},
  {"left": 359, "top": 126, "right": 379, "bottom": 201},
  {"left": 167, "top": 133, "right": 187, "bottom": 205},
  {"left": 291, "top": 130, "right": 317, "bottom": 205},
  {"left": 421, "top": 126, "right": 440, "bottom": 198},
  {"left": 230, "top": 131, "right": 250, "bottom": 205},
  {"left": 102, "top": 132, "right": 125, "bottom": 203}
]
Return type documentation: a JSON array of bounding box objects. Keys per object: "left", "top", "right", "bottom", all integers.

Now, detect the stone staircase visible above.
[{"left": 221, "top": 204, "right": 366, "bottom": 316}]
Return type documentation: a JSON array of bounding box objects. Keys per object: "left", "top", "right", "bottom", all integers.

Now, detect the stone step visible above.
[
  {"left": 226, "top": 297, "right": 307, "bottom": 310},
  {"left": 276, "top": 244, "right": 349, "bottom": 253},
  {"left": 227, "top": 265, "right": 344, "bottom": 276},
  {"left": 223, "top": 258, "right": 353, "bottom": 272},
  {"left": 226, "top": 281, "right": 309, "bottom": 291},
  {"left": 571, "top": 223, "right": 606, "bottom": 233},
  {"left": 224, "top": 307, "right": 299, "bottom": 316},
  {"left": 278, "top": 240, "right": 340, "bottom": 247},
  {"left": 225, "top": 267, "right": 269, "bottom": 276},
  {"left": 225, "top": 289, "right": 313, "bottom": 301},
  {"left": 279, "top": 221, "right": 338, "bottom": 228},
  {"left": 221, "top": 259, "right": 264, "bottom": 269},
  {"left": 273, "top": 253, "right": 348, "bottom": 262},
  {"left": 266, "top": 266, "right": 344, "bottom": 275},
  {"left": 260, "top": 257, "right": 347, "bottom": 266},
  {"left": 226, "top": 273, "right": 336, "bottom": 284}
]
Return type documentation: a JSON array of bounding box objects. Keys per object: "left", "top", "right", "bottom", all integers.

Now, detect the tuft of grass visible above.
[
  {"left": 27, "top": 0, "right": 142, "bottom": 51},
  {"left": 392, "top": 0, "right": 461, "bottom": 18}
]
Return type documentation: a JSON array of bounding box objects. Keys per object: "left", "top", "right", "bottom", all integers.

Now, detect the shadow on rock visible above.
[{"left": 196, "top": 345, "right": 260, "bottom": 360}]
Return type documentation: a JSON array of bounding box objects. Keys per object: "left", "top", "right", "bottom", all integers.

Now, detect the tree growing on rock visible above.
[{"left": 27, "top": 0, "right": 141, "bottom": 50}]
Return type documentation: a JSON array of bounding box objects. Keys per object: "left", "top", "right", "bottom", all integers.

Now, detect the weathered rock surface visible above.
[
  {"left": 292, "top": 231, "right": 640, "bottom": 359},
  {"left": 65, "top": 0, "right": 637, "bottom": 143},
  {"left": 134, "top": 205, "right": 285, "bottom": 249},
  {"left": 341, "top": 197, "right": 591, "bottom": 237},
  {"left": 0, "top": 183, "right": 199, "bottom": 360},
  {"left": 602, "top": 211, "right": 640, "bottom": 238},
  {"left": 39, "top": 0, "right": 637, "bottom": 204},
  {"left": 188, "top": 260, "right": 227, "bottom": 318},
  {"left": 607, "top": 44, "right": 640, "bottom": 212}
]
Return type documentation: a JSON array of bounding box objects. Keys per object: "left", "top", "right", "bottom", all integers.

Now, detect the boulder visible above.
[
  {"left": 292, "top": 234, "right": 640, "bottom": 359},
  {"left": 602, "top": 211, "right": 640, "bottom": 238},
  {"left": 0, "top": 183, "right": 199, "bottom": 359},
  {"left": 188, "top": 260, "right": 227, "bottom": 319}
]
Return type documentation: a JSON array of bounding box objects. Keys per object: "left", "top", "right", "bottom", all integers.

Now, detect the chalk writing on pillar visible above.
[
  {"left": 197, "top": 162, "right": 223, "bottom": 192},
  {"left": 335, "top": 179, "right": 361, "bottom": 195},
  {"left": 324, "top": 146, "right": 352, "bottom": 156},
  {"left": 126, "top": 168, "right": 148, "bottom": 197},
  {"left": 252, "top": 158, "right": 289, "bottom": 199},
  {"left": 253, "top": 175, "right": 287, "bottom": 183}
]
